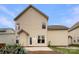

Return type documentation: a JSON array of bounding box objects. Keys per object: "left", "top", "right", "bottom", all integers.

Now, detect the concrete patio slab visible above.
[
  {"left": 24, "top": 47, "right": 53, "bottom": 51},
  {"left": 24, "top": 47, "right": 62, "bottom": 54}
]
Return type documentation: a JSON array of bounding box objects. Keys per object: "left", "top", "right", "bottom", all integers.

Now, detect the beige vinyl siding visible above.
[
  {"left": 0, "top": 33, "right": 16, "bottom": 45},
  {"left": 48, "top": 30, "right": 68, "bottom": 46}
]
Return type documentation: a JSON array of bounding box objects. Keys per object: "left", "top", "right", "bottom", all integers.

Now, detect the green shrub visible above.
[
  {"left": 69, "top": 44, "right": 79, "bottom": 47},
  {"left": 0, "top": 44, "right": 27, "bottom": 54}
]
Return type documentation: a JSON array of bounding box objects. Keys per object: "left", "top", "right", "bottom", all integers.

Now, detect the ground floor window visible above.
[
  {"left": 77, "top": 37, "right": 79, "bottom": 42},
  {"left": 16, "top": 36, "right": 19, "bottom": 44},
  {"left": 16, "top": 40, "right": 19, "bottom": 44},
  {"left": 42, "top": 36, "right": 45, "bottom": 43},
  {"left": 38, "top": 39, "right": 41, "bottom": 43},
  {"left": 37, "top": 35, "right": 45, "bottom": 43},
  {"left": 42, "top": 39, "right": 45, "bottom": 43},
  {"left": 77, "top": 40, "right": 79, "bottom": 42},
  {"left": 74, "top": 40, "right": 76, "bottom": 43},
  {"left": 30, "top": 37, "right": 32, "bottom": 45},
  {"left": 38, "top": 36, "right": 41, "bottom": 43}
]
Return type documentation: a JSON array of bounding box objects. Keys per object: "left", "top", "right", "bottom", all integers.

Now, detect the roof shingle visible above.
[
  {"left": 48, "top": 25, "right": 69, "bottom": 30},
  {"left": 14, "top": 5, "right": 48, "bottom": 21},
  {"left": 69, "top": 22, "right": 79, "bottom": 32}
]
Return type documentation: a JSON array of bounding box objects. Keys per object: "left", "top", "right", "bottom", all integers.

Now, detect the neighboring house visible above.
[
  {"left": 68, "top": 22, "right": 79, "bottom": 45},
  {"left": 48, "top": 25, "right": 69, "bottom": 46},
  {"left": 0, "top": 28, "right": 16, "bottom": 45},
  {"left": 14, "top": 5, "right": 69, "bottom": 47}
]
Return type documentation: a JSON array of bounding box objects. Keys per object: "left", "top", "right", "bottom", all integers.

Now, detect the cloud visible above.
[
  {"left": 0, "top": 5, "right": 16, "bottom": 28},
  {"left": 0, "top": 16, "right": 15, "bottom": 28},
  {"left": 69, "top": 6, "right": 79, "bottom": 25},
  {"left": 0, "top": 5, "right": 15, "bottom": 17},
  {"left": 60, "top": 6, "right": 79, "bottom": 27},
  {"left": 72, "top": 6, "right": 79, "bottom": 15}
]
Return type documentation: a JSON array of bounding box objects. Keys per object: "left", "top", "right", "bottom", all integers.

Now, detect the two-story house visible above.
[{"left": 14, "top": 5, "right": 48, "bottom": 47}]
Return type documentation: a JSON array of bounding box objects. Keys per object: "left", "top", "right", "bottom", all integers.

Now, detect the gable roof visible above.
[
  {"left": 69, "top": 22, "right": 79, "bottom": 32},
  {"left": 0, "top": 28, "right": 15, "bottom": 32},
  {"left": 48, "top": 25, "right": 69, "bottom": 30},
  {"left": 14, "top": 5, "right": 48, "bottom": 21},
  {"left": 0, "top": 28, "right": 15, "bottom": 35},
  {"left": 18, "top": 29, "right": 29, "bottom": 36}
]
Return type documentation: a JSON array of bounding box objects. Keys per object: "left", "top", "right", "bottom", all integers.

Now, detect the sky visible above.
[{"left": 0, "top": 4, "right": 79, "bottom": 29}]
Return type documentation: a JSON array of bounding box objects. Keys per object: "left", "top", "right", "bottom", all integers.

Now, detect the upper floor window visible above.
[
  {"left": 16, "top": 36, "right": 20, "bottom": 40},
  {"left": 16, "top": 23, "right": 20, "bottom": 30},
  {"left": 42, "top": 23, "right": 46, "bottom": 29}
]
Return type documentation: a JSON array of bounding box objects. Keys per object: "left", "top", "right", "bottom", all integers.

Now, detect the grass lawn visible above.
[{"left": 49, "top": 46, "right": 79, "bottom": 54}]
